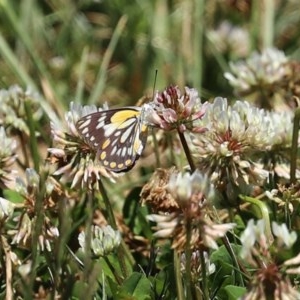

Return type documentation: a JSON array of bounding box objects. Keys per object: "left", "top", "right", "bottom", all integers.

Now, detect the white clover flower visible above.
[
  {"left": 224, "top": 48, "right": 289, "bottom": 94},
  {"left": 145, "top": 86, "right": 207, "bottom": 132},
  {"left": 168, "top": 170, "right": 215, "bottom": 206},
  {"left": 79, "top": 225, "right": 121, "bottom": 257},
  {"left": 191, "top": 98, "right": 270, "bottom": 201},
  {"left": 240, "top": 220, "right": 300, "bottom": 300},
  {"left": 48, "top": 102, "right": 119, "bottom": 189},
  {"left": 0, "top": 85, "right": 43, "bottom": 134},
  {"left": 207, "top": 21, "right": 250, "bottom": 57}
]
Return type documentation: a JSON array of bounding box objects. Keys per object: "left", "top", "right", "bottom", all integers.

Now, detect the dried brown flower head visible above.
[{"left": 140, "top": 168, "right": 179, "bottom": 213}]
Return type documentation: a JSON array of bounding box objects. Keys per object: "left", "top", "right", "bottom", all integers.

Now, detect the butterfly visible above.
[{"left": 76, "top": 106, "right": 148, "bottom": 172}]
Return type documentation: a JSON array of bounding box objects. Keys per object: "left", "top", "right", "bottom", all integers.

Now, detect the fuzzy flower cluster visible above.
[
  {"left": 78, "top": 225, "right": 121, "bottom": 257},
  {"left": 191, "top": 97, "right": 271, "bottom": 202},
  {"left": 224, "top": 48, "right": 289, "bottom": 96},
  {"left": 240, "top": 219, "right": 300, "bottom": 299},
  {"left": 0, "top": 85, "right": 43, "bottom": 135},
  {"left": 144, "top": 85, "right": 207, "bottom": 132},
  {"left": 207, "top": 21, "right": 250, "bottom": 58},
  {"left": 0, "top": 127, "right": 17, "bottom": 188},
  {"left": 48, "top": 102, "right": 119, "bottom": 189},
  {"left": 144, "top": 169, "right": 235, "bottom": 251}
]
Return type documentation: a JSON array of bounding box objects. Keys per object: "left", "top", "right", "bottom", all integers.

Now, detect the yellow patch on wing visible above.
[{"left": 110, "top": 110, "right": 140, "bottom": 124}]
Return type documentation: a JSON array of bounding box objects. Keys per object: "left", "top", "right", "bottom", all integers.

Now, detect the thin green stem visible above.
[
  {"left": 98, "top": 179, "right": 129, "bottom": 279},
  {"left": 221, "top": 235, "right": 245, "bottom": 286},
  {"left": 185, "top": 219, "right": 192, "bottom": 300},
  {"left": 174, "top": 251, "right": 185, "bottom": 300},
  {"left": 82, "top": 192, "right": 93, "bottom": 285},
  {"left": 199, "top": 249, "right": 209, "bottom": 299},
  {"left": 177, "top": 129, "right": 196, "bottom": 172},
  {"left": 28, "top": 173, "right": 46, "bottom": 296},
  {"left": 24, "top": 100, "right": 40, "bottom": 172},
  {"left": 151, "top": 130, "right": 161, "bottom": 168},
  {"left": 98, "top": 179, "right": 117, "bottom": 229}
]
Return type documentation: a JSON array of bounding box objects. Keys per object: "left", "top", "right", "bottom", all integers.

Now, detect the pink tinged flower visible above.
[
  {"left": 162, "top": 108, "right": 178, "bottom": 123},
  {"left": 144, "top": 85, "right": 207, "bottom": 132}
]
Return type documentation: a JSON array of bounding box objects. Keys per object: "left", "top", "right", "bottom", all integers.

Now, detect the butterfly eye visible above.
[{"left": 76, "top": 107, "right": 148, "bottom": 172}]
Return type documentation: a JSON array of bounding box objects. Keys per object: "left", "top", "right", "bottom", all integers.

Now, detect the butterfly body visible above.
[{"left": 76, "top": 107, "right": 148, "bottom": 172}]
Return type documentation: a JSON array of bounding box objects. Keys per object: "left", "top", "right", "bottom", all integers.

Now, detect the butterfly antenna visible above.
[
  {"left": 150, "top": 69, "right": 161, "bottom": 168},
  {"left": 152, "top": 69, "right": 158, "bottom": 100}
]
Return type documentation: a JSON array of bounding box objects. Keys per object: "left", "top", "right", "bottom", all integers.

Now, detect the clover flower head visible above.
[
  {"left": 168, "top": 170, "right": 215, "bottom": 207},
  {"left": 48, "top": 102, "right": 119, "bottom": 189},
  {"left": 224, "top": 48, "right": 289, "bottom": 96},
  {"left": 145, "top": 167, "right": 234, "bottom": 251},
  {"left": 144, "top": 86, "right": 207, "bottom": 132},
  {"left": 0, "top": 85, "right": 43, "bottom": 134},
  {"left": 191, "top": 98, "right": 270, "bottom": 202},
  {"left": 207, "top": 21, "right": 250, "bottom": 57},
  {"left": 240, "top": 219, "right": 300, "bottom": 300},
  {"left": 78, "top": 225, "right": 121, "bottom": 257}
]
